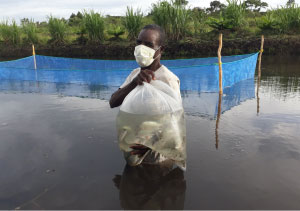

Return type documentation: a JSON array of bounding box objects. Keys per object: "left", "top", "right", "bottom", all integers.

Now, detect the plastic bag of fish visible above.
[{"left": 116, "top": 80, "right": 186, "bottom": 170}]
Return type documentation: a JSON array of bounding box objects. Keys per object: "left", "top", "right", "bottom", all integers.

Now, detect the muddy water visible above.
[{"left": 0, "top": 56, "right": 300, "bottom": 209}]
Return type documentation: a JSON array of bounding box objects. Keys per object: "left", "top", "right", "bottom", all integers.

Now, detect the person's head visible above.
[
  {"left": 134, "top": 24, "right": 166, "bottom": 69},
  {"left": 137, "top": 24, "right": 166, "bottom": 48}
]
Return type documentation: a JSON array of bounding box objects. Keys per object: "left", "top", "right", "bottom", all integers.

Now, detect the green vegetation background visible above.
[{"left": 1, "top": 0, "right": 300, "bottom": 59}]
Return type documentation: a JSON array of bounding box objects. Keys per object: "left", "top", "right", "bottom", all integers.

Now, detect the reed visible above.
[
  {"left": 207, "top": 0, "right": 247, "bottom": 31},
  {"left": 0, "top": 20, "right": 21, "bottom": 45},
  {"left": 82, "top": 10, "right": 105, "bottom": 43},
  {"left": 224, "top": 0, "right": 247, "bottom": 30},
  {"left": 107, "top": 26, "right": 125, "bottom": 40},
  {"left": 123, "top": 7, "right": 143, "bottom": 41},
  {"left": 47, "top": 15, "right": 68, "bottom": 44},
  {"left": 273, "top": 4, "right": 300, "bottom": 33},
  {"left": 151, "top": 0, "right": 191, "bottom": 41},
  {"left": 258, "top": 4, "right": 300, "bottom": 34},
  {"left": 22, "top": 19, "right": 38, "bottom": 44}
]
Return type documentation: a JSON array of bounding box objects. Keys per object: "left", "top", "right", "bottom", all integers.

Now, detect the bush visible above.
[
  {"left": 82, "top": 10, "right": 105, "bottom": 43},
  {"left": 258, "top": 4, "right": 300, "bottom": 34},
  {"left": 257, "top": 12, "right": 280, "bottom": 33},
  {"left": 191, "top": 8, "right": 209, "bottom": 35},
  {"left": 273, "top": 4, "right": 300, "bottom": 33},
  {"left": 207, "top": 0, "right": 247, "bottom": 31},
  {"left": 47, "top": 15, "right": 68, "bottom": 44},
  {"left": 22, "top": 19, "right": 39, "bottom": 44},
  {"left": 123, "top": 7, "right": 143, "bottom": 41},
  {"left": 151, "top": 0, "right": 191, "bottom": 41},
  {"left": 107, "top": 25, "right": 125, "bottom": 40},
  {"left": 0, "top": 20, "right": 21, "bottom": 45}
]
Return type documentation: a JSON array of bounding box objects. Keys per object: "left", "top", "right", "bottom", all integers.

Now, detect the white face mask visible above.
[{"left": 134, "top": 44, "right": 161, "bottom": 67}]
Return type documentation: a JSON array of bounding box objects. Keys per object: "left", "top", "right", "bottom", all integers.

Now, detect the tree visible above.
[
  {"left": 21, "top": 18, "right": 30, "bottom": 25},
  {"left": 207, "top": 1, "right": 226, "bottom": 13},
  {"left": 286, "top": 0, "right": 295, "bottom": 6},
  {"left": 245, "top": 0, "right": 268, "bottom": 12},
  {"left": 174, "top": 0, "right": 188, "bottom": 6}
]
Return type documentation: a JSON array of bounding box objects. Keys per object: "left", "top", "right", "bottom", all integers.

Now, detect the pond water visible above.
[{"left": 0, "top": 56, "right": 300, "bottom": 209}]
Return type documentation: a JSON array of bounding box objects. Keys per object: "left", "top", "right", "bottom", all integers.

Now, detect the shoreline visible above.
[{"left": 0, "top": 36, "right": 299, "bottom": 61}]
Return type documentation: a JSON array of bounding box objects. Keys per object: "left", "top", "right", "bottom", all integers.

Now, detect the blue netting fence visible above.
[{"left": 0, "top": 53, "right": 258, "bottom": 92}]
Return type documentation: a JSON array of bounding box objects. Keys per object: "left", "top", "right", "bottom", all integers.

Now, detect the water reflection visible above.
[
  {"left": 0, "top": 79, "right": 116, "bottom": 100},
  {"left": 182, "top": 78, "right": 256, "bottom": 118},
  {"left": 113, "top": 165, "right": 186, "bottom": 210}
]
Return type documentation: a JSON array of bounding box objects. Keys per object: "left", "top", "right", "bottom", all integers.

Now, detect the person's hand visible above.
[
  {"left": 130, "top": 144, "right": 150, "bottom": 157},
  {"left": 133, "top": 69, "right": 156, "bottom": 85}
]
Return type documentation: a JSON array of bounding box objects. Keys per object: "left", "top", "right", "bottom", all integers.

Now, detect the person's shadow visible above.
[{"left": 113, "top": 164, "right": 186, "bottom": 210}]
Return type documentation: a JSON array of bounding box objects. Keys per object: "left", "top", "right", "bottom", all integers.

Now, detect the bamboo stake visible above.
[
  {"left": 256, "top": 78, "right": 260, "bottom": 115},
  {"left": 256, "top": 35, "right": 264, "bottom": 115},
  {"left": 258, "top": 35, "right": 264, "bottom": 78},
  {"left": 218, "top": 33, "right": 223, "bottom": 94},
  {"left": 32, "top": 44, "right": 37, "bottom": 70},
  {"left": 215, "top": 92, "right": 222, "bottom": 149}
]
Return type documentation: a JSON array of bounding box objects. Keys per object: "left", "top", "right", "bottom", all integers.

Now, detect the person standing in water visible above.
[{"left": 109, "top": 24, "right": 181, "bottom": 166}]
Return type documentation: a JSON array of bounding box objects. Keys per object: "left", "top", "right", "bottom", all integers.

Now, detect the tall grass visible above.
[
  {"left": 192, "top": 9, "right": 208, "bottom": 35},
  {"left": 82, "top": 10, "right": 105, "bottom": 43},
  {"left": 107, "top": 25, "right": 125, "bottom": 40},
  {"left": 123, "top": 7, "right": 143, "bottom": 40},
  {"left": 224, "top": 0, "right": 247, "bottom": 29},
  {"left": 273, "top": 4, "right": 300, "bottom": 33},
  {"left": 257, "top": 12, "right": 280, "bottom": 33},
  {"left": 22, "top": 19, "right": 38, "bottom": 44},
  {"left": 258, "top": 4, "right": 300, "bottom": 34},
  {"left": 47, "top": 15, "right": 68, "bottom": 44},
  {"left": 151, "top": 0, "right": 191, "bottom": 41},
  {"left": 207, "top": 0, "right": 247, "bottom": 31},
  {"left": 0, "top": 20, "right": 21, "bottom": 45}
]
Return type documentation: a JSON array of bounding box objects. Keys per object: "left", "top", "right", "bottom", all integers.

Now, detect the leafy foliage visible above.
[
  {"left": 151, "top": 0, "right": 191, "bottom": 41},
  {"left": 207, "top": 0, "right": 247, "bottom": 31},
  {"left": 258, "top": 4, "right": 300, "bottom": 34},
  {"left": 107, "top": 26, "right": 125, "bottom": 40},
  {"left": 206, "top": 1, "right": 226, "bottom": 13},
  {"left": 0, "top": 20, "right": 21, "bottom": 45},
  {"left": 22, "top": 19, "right": 39, "bottom": 44},
  {"left": 244, "top": 0, "right": 268, "bottom": 12},
  {"left": 191, "top": 7, "right": 209, "bottom": 34},
  {"left": 82, "top": 10, "right": 105, "bottom": 43},
  {"left": 47, "top": 15, "right": 68, "bottom": 44},
  {"left": 123, "top": 7, "right": 143, "bottom": 41}
]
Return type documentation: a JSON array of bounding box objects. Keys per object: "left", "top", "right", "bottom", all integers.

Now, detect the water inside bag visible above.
[{"left": 116, "top": 109, "right": 186, "bottom": 169}]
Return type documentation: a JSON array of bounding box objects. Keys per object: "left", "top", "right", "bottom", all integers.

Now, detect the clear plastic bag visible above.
[{"left": 117, "top": 80, "right": 186, "bottom": 169}]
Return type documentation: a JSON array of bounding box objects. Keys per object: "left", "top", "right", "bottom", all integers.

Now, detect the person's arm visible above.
[
  {"left": 109, "top": 69, "right": 155, "bottom": 108},
  {"left": 109, "top": 79, "right": 137, "bottom": 108}
]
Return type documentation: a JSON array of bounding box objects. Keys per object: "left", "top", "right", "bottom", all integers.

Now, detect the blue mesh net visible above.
[
  {"left": 0, "top": 78, "right": 255, "bottom": 119},
  {"left": 0, "top": 53, "right": 258, "bottom": 92}
]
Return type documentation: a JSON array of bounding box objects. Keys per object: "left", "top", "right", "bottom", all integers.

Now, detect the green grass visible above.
[
  {"left": 1, "top": 1, "right": 300, "bottom": 48},
  {"left": 22, "top": 19, "right": 39, "bottom": 44},
  {"left": 123, "top": 6, "right": 143, "bottom": 41},
  {"left": 151, "top": 0, "right": 191, "bottom": 41},
  {"left": 207, "top": 0, "right": 247, "bottom": 31},
  {"left": 0, "top": 20, "right": 21, "bottom": 45},
  {"left": 47, "top": 15, "right": 68, "bottom": 44},
  {"left": 82, "top": 10, "right": 105, "bottom": 43},
  {"left": 273, "top": 4, "right": 300, "bottom": 33},
  {"left": 257, "top": 4, "right": 300, "bottom": 34}
]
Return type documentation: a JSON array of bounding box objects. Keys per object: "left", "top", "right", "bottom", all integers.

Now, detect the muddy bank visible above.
[{"left": 0, "top": 36, "right": 299, "bottom": 60}]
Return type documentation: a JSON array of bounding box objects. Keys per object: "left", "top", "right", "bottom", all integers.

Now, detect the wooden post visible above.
[
  {"left": 218, "top": 33, "right": 223, "bottom": 94},
  {"left": 256, "top": 78, "right": 260, "bottom": 115},
  {"left": 256, "top": 35, "right": 264, "bottom": 115},
  {"left": 32, "top": 44, "right": 37, "bottom": 70},
  {"left": 258, "top": 35, "right": 264, "bottom": 78},
  {"left": 215, "top": 92, "right": 222, "bottom": 149}
]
